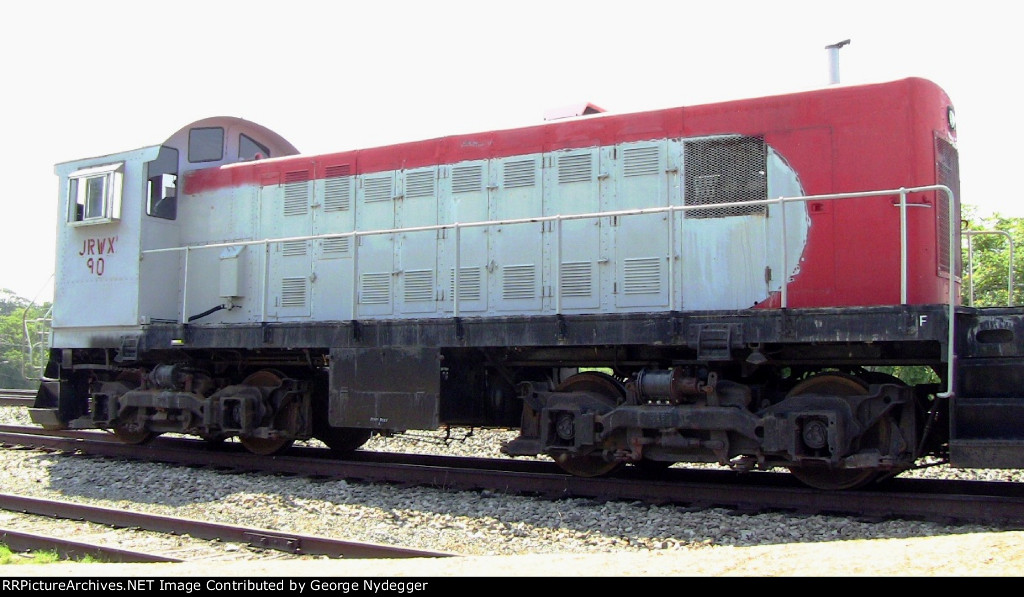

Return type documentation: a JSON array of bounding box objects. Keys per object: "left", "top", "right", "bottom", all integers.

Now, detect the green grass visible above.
[{"left": 0, "top": 544, "right": 101, "bottom": 565}]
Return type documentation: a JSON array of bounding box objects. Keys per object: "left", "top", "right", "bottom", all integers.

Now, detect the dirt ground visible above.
[{"left": 7, "top": 529, "right": 1024, "bottom": 577}]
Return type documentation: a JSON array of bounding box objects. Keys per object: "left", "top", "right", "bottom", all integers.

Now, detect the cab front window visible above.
[{"left": 188, "top": 127, "right": 224, "bottom": 163}]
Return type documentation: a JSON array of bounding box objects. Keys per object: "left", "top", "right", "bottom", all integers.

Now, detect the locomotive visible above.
[{"left": 29, "top": 77, "right": 1024, "bottom": 490}]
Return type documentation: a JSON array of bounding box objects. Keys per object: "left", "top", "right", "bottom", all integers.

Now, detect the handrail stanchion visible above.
[
  {"left": 940, "top": 186, "right": 956, "bottom": 400},
  {"left": 555, "top": 218, "right": 563, "bottom": 315},
  {"left": 967, "top": 233, "right": 975, "bottom": 305},
  {"left": 779, "top": 197, "right": 788, "bottom": 308},
  {"left": 181, "top": 247, "right": 191, "bottom": 325},
  {"left": 261, "top": 241, "right": 269, "bottom": 323},
  {"left": 667, "top": 207, "right": 676, "bottom": 311},
  {"left": 899, "top": 188, "right": 908, "bottom": 304},
  {"left": 454, "top": 224, "right": 461, "bottom": 318},
  {"left": 351, "top": 232, "right": 360, "bottom": 320},
  {"left": 963, "top": 229, "right": 1015, "bottom": 307}
]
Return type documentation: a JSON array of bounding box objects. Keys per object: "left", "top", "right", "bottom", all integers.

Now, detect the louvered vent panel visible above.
[
  {"left": 935, "top": 137, "right": 959, "bottom": 274},
  {"left": 623, "top": 258, "right": 662, "bottom": 294},
  {"left": 406, "top": 171, "right": 436, "bottom": 198},
  {"left": 503, "top": 265, "right": 535, "bottom": 300},
  {"left": 324, "top": 177, "right": 351, "bottom": 211},
  {"left": 560, "top": 261, "right": 593, "bottom": 297},
  {"left": 364, "top": 176, "right": 393, "bottom": 202},
  {"left": 503, "top": 159, "right": 536, "bottom": 188},
  {"left": 404, "top": 270, "right": 435, "bottom": 302},
  {"left": 322, "top": 237, "right": 351, "bottom": 257},
  {"left": 325, "top": 165, "right": 352, "bottom": 178},
  {"left": 449, "top": 267, "right": 482, "bottom": 301},
  {"left": 283, "top": 171, "right": 310, "bottom": 216},
  {"left": 452, "top": 165, "right": 483, "bottom": 194},
  {"left": 623, "top": 146, "right": 660, "bottom": 177},
  {"left": 282, "top": 240, "right": 308, "bottom": 257},
  {"left": 684, "top": 137, "right": 767, "bottom": 218},
  {"left": 359, "top": 272, "right": 391, "bottom": 304},
  {"left": 281, "top": 277, "right": 307, "bottom": 308},
  {"left": 558, "top": 153, "right": 592, "bottom": 184}
]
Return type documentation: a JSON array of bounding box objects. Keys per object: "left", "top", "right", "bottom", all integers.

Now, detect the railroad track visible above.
[
  {"left": 0, "top": 389, "right": 34, "bottom": 407},
  {"left": 0, "top": 493, "right": 455, "bottom": 563},
  {"left": 3, "top": 423, "right": 1024, "bottom": 529}
]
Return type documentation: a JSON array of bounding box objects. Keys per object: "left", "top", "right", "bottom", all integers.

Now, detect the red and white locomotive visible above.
[{"left": 30, "top": 77, "right": 1024, "bottom": 489}]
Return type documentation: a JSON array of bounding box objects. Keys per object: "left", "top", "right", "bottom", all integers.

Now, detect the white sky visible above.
[{"left": 0, "top": 0, "right": 1016, "bottom": 302}]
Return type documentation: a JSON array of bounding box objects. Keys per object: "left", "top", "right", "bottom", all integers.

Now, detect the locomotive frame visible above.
[{"left": 30, "top": 77, "right": 1024, "bottom": 490}]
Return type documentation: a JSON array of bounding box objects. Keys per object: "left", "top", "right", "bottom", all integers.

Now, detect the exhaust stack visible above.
[{"left": 825, "top": 39, "right": 851, "bottom": 84}]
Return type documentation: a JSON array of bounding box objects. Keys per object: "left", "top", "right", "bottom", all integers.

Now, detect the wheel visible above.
[
  {"left": 550, "top": 371, "right": 624, "bottom": 477},
  {"left": 237, "top": 370, "right": 296, "bottom": 456},
  {"left": 113, "top": 407, "right": 156, "bottom": 445},
  {"left": 788, "top": 464, "right": 879, "bottom": 491},
  {"left": 785, "top": 374, "right": 886, "bottom": 490}
]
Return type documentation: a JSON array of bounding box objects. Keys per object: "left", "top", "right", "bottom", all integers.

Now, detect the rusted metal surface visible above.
[
  {"left": 0, "top": 493, "right": 455, "bottom": 559},
  {"left": 0, "top": 389, "right": 34, "bottom": 407},
  {"left": 3, "top": 425, "right": 1024, "bottom": 528},
  {"left": 0, "top": 527, "right": 181, "bottom": 563}
]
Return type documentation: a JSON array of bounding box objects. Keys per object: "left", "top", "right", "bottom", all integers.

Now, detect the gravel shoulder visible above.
[
  {"left": 9, "top": 530, "right": 1024, "bottom": 577},
  {"left": 3, "top": 406, "right": 1024, "bottom": 577}
]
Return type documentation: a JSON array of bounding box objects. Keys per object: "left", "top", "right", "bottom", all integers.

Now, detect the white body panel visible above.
[
  {"left": 171, "top": 137, "right": 810, "bottom": 325},
  {"left": 52, "top": 146, "right": 161, "bottom": 346},
  {"left": 49, "top": 117, "right": 810, "bottom": 343}
]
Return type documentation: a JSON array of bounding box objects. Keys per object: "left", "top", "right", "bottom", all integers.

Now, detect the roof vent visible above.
[{"left": 544, "top": 102, "right": 606, "bottom": 121}]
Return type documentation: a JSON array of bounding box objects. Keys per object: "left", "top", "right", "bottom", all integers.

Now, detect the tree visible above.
[
  {"left": 961, "top": 208, "right": 1024, "bottom": 307},
  {"left": 0, "top": 289, "right": 51, "bottom": 389}
]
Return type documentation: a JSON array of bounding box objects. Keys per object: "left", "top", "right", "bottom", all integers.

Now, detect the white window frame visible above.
[{"left": 67, "top": 162, "right": 124, "bottom": 226}]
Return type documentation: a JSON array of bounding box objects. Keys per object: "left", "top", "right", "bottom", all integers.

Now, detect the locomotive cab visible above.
[{"left": 31, "top": 118, "right": 298, "bottom": 429}]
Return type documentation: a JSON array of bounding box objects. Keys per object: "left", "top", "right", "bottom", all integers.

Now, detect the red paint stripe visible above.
[
  {"left": 186, "top": 78, "right": 951, "bottom": 196},
  {"left": 186, "top": 80, "right": 942, "bottom": 195}
]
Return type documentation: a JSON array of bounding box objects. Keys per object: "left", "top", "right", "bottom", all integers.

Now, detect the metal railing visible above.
[
  {"left": 142, "top": 184, "right": 957, "bottom": 396},
  {"left": 963, "top": 229, "right": 1015, "bottom": 306}
]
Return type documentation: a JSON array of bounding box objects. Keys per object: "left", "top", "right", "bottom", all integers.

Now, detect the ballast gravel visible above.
[{"left": 2, "top": 405, "right": 1023, "bottom": 575}]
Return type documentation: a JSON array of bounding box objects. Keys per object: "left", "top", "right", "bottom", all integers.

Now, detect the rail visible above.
[
  {"left": 142, "top": 184, "right": 957, "bottom": 397},
  {"left": 963, "top": 229, "right": 1015, "bottom": 306}
]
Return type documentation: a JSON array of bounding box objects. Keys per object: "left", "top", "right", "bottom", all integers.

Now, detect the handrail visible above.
[
  {"left": 963, "top": 229, "right": 1015, "bottom": 306},
  {"left": 141, "top": 184, "right": 958, "bottom": 397}
]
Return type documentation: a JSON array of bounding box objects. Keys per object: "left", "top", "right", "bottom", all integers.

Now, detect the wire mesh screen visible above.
[{"left": 684, "top": 136, "right": 767, "bottom": 218}]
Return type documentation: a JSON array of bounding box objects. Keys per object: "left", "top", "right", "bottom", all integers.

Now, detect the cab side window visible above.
[
  {"left": 146, "top": 147, "right": 179, "bottom": 220},
  {"left": 67, "top": 163, "right": 123, "bottom": 225}
]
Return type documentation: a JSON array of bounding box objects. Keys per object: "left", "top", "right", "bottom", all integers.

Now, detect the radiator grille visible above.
[{"left": 684, "top": 137, "right": 767, "bottom": 218}]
